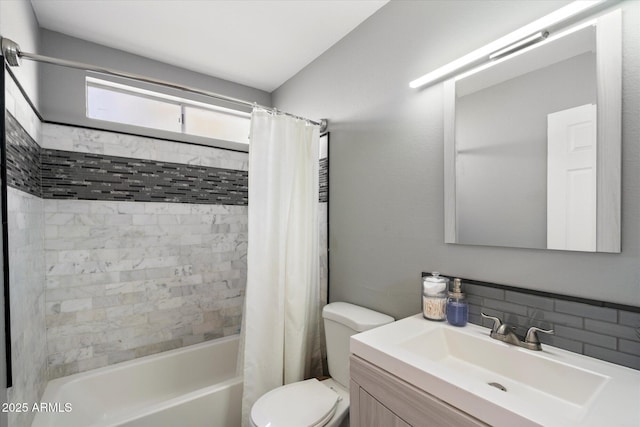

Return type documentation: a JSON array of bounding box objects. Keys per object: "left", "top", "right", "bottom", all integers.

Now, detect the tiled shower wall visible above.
[
  {"left": 40, "top": 123, "right": 249, "bottom": 378},
  {"left": 44, "top": 199, "right": 247, "bottom": 378},
  {"left": 5, "top": 73, "right": 330, "bottom": 427},
  {"left": 318, "top": 138, "right": 329, "bottom": 374},
  {"left": 6, "top": 113, "right": 331, "bottom": 385},
  {"left": 5, "top": 70, "right": 47, "bottom": 427}
]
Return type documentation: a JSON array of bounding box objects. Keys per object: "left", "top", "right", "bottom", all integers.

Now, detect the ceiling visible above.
[{"left": 30, "top": 0, "right": 389, "bottom": 92}]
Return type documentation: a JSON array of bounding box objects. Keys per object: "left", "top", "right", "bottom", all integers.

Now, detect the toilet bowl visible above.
[
  {"left": 250, "top": 377, "right": 349, "bottom": 427},
  {"left": 250, "top": 302, "right": 394, "bottom": 427}
]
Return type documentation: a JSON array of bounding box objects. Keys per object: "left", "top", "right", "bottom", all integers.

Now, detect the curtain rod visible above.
[{"left": 1, "top": 37, "right": 328, "bottom": 132}]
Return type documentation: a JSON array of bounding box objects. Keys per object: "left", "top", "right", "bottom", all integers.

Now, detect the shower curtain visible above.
[{"left": 240, "top": 109, "right": 321, "bottom": 424}]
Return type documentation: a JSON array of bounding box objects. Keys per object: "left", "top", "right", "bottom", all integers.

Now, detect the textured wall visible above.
[{"left": 273, "top": 1, "right": 640, "bottom": 317}]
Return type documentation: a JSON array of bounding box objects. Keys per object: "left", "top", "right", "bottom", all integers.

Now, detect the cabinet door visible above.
[
  {"left": 350, "top": 355, "right": 488, "bottom": 427},
  {"left": 360, "top": 389, "right": 410, "bottom": 427}
]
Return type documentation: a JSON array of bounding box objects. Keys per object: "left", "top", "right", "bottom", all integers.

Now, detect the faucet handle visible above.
[
  {"left": 525, "top": 326, "right": 555, "bottom": 344},
  {"left": 481, "top": 312, "right": 502, "bottom": 333}
]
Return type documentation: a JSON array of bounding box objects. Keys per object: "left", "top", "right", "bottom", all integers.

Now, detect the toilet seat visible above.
[{"left": 251, "top": 378, "right": 340, "bottom": 427}]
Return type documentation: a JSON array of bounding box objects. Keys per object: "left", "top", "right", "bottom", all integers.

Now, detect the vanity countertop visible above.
[{"left": 350, "top": 314, "right": 640, "bottom": 427}]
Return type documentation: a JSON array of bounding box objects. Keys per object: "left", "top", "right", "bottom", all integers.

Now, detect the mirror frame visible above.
[{"left": 444, "top": 9, "right": 621, "bottom": 253}]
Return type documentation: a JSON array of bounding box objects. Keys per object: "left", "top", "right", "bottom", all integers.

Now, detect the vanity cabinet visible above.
[{"left": 349, "top": 355, "right": 487, "bottom": 427}]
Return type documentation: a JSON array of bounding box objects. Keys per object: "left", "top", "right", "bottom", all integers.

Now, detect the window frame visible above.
[{"left": 85, "top": 76, "right": 251, "bottom": 145}]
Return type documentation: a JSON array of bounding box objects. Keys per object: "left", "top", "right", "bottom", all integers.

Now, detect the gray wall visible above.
[
  {"left": 273, "top": 0, "right": 640, "bottom": 319},
  {"left": 39, "top": 29, "right": 273, "bottom": 152},
  {"left": 456, "top": 52, "right": 596, "bottom": 249},
  {"left": 0, "top": 0, "right": 40, "bottom": 107}
]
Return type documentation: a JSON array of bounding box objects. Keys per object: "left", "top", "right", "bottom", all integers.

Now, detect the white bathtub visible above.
[{"left": 32, "top": 335, "right": 242, "bottom": 427}]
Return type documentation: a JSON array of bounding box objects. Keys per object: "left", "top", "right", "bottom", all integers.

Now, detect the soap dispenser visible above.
[{"left": 446, "top": 278, "right": 468, "bottom": 327}]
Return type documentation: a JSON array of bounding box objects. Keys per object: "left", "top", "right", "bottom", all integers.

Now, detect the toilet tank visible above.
[{"left": 322, "top": 302, "right": 394, "bottom": 389}]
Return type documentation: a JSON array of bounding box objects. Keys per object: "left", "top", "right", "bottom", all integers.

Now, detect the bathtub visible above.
[{"left": 32, "top": 335, "right": 242, "bottom": 427}]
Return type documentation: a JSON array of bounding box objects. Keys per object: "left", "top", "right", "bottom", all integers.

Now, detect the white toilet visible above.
[{"left": 250, "top": 302, "right": 394, "bottom": 427}]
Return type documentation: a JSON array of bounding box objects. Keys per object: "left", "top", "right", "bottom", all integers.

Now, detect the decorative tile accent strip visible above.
[
  {"left": 41, "top": 149, "right": 248, "bottom": 205},
  {"left": 9, "top": 115, "right": 328, "bottom": 205},
  {"left": 319, "top": 157, "right": 328, "bottom": 203},
  {"left": 422, "top": 273, "right": 640, "bottom": 370},
  {"left": 6, "top": 112, "right": 42, "bottom": 198},
  {"left": 6, "top": 111, "right": 249, "bottom": 205}
]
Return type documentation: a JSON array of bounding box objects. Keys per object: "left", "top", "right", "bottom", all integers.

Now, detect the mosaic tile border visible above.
[
  {"left": 7, "top": 111, "right": 249, "bottom": 205},
  {"left": 8, "top": 111, "right": 329, "bottom": 205},
  {"left": 6, "top": 112, "right": 41, "bottom": 198},
  {"left": 41, "top": 149, "right": 248, "bottom": 205},
  {"left": 320, "top": 157, "right": 328, "bottom": 203}
]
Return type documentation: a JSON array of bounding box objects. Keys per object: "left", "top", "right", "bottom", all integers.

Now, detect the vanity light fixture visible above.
[
  {"left": 408, "top": 0, "right": 605, "bottom": 89},
  {"left": 488, "top": 31, "right": 549, "bottom": 60},
  {"left": 453, "top": 18, "right": 597, "bottom": 83}
]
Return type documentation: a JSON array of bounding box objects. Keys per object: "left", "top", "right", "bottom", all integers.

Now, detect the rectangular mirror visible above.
[{"left": 444, "top": 10, "right": 621, "bottom": 253}]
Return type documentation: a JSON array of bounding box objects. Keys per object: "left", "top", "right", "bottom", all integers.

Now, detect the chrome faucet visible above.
[{"left": 481, "top": 313, "right": 554, "bottom": 351}]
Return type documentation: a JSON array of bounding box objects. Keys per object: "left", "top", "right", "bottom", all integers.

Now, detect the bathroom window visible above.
[{"left": 86, "top": 77, "right": 251, "bottom": 144}]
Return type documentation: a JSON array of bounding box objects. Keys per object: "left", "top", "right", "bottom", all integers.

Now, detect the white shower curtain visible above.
[{"left": 240, "top": 109, "right": 321, "bottom": 425}]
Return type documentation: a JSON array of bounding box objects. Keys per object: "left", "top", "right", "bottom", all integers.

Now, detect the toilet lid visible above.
[{"left": 251, "top": 379, "right": 340, "bottom": 427}]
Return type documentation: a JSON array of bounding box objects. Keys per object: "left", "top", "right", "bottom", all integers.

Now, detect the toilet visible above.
[{"left": 250, "top": 302, "right": 394, "bottom": 427}]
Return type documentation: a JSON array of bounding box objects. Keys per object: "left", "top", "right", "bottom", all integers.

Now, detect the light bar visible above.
[
  {"left": 409, "top": 0, "right": 605, "bottom": 89},
  {"left": 488, "top": 31, "right": 549, "bottom": 60},
  {"left": 453, "top": 18, "right": 596, "bottom": 83}
]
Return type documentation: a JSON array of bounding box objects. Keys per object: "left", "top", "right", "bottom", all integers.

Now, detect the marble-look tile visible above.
[
  {"left": 45, "top": 200, "right": 249, "bottom": 378},
  {"left": 41, "top": 123, "right": 249, "bottom": 171},
  {"left": 34, "top": 123, "right": 329, "bottom": 382},
  {"left": 5, "top": 70, "right": 41, "bottom": 143},
  {"left": 319, "top": 202, "right": 328, "bottom": 304},
  {"left": 6, "top": 187, "right": 47, "bottom": 427}
]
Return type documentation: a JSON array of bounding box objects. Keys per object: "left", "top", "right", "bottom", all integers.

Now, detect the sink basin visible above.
[
  {"left": 400, "top": 327, "right": 607, "bottom": 411},
  {"left": 350, "top": 314, "right": 640, "bottom": 427}
]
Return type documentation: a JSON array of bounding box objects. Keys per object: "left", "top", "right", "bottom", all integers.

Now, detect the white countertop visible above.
[{"left": 350, "top": 314, "right": 640, "bottom": 427}]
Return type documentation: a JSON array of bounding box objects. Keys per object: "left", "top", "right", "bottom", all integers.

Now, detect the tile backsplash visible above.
[{"left": 422, "top": 273, "right": 640, "bottom": 370}]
